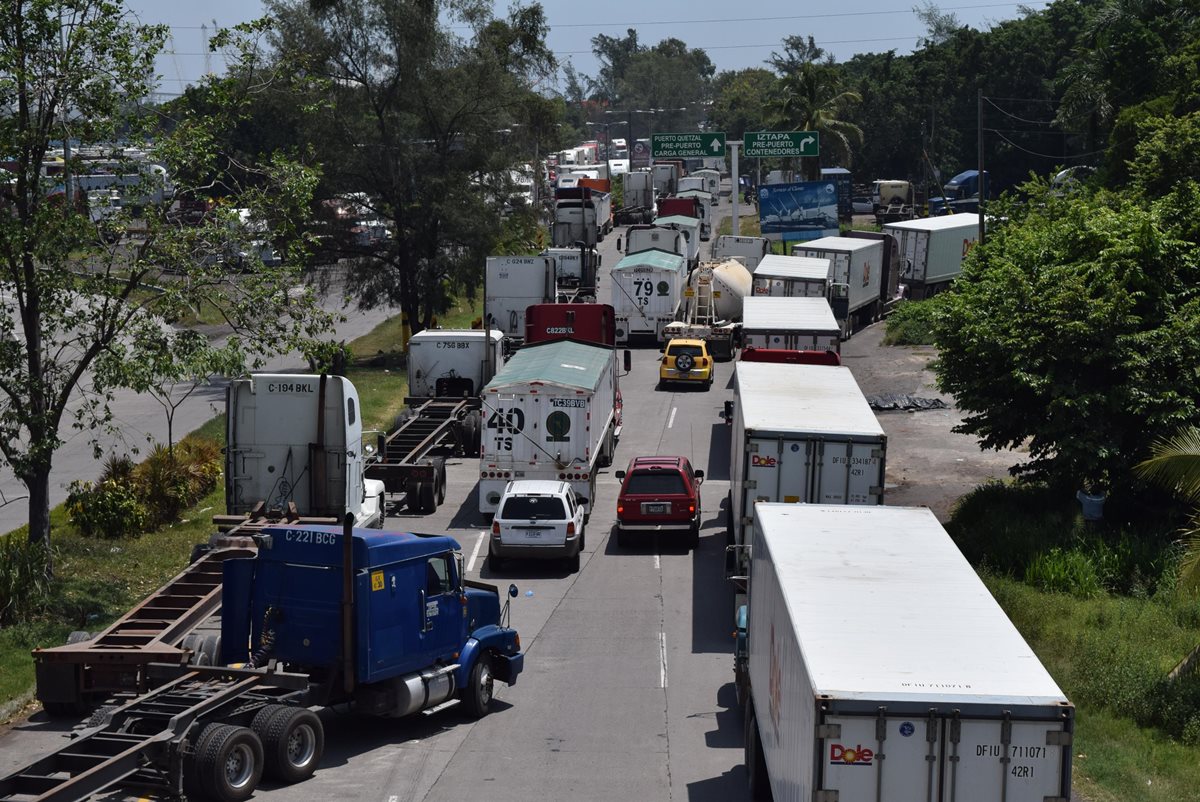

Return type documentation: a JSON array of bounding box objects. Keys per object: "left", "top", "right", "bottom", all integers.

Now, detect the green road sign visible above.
[
  {"left": 651, "top": 132, "right": 726, "bottom": 159},
  {"left": 744, "top": 131, "right": 820, "bottom": 158}
]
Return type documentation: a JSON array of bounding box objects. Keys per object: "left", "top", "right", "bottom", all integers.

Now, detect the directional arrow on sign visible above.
[
  {"left": 709, "top": 138, "right": 723, "bottom": 153},
  {"left": 800, "top": 136, "right": 815, "bottom": 149}
]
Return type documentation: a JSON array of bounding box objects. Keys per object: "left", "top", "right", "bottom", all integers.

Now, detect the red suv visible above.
[{"left": 614, "top": 456, "right": 704, "bottom": 548}]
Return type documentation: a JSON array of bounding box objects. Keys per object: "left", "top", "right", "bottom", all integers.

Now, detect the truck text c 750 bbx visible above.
[{"left": 741, "top": 504, "right": 1074, "bottom": 802}]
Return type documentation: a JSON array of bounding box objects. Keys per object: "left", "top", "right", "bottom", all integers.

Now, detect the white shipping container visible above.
[
  {"left": 728, "top": 362, "right": 885, "bottom": 559},
  {"left": 610, "top": 249, "right": 688, "bottom": 343},
  {"left": 746, "top": 504, "right": 1073, "bottom": 802},
  {"left": 713, "top": 235, "right": 770, "bottom": 273},
  {"left": 485, "top": 256, "right": 556, "bottom": 338},
  {"left": 741, "top": 297, "right": 840, "bottom": 353},
  {"left": 690, "top": 168, "right": 721, "bottom": 200},
  {"left": 552, "top": 201, "right": 598, "bottom": 247},
  {"left": 625, "top": 225, "right": 685, "bottom": 259},
  {"left": 478, "top": 340, "right": 619, "bottom": 514},
  {"left": 884, "top": 212, "right": 980, "bottom": 296},
  {"left": 405, "top": 329, "right": 505, "bottom": 399},
  {"left": 792, "top": 236, "right": 883, "bottom": 335},
  {"left": 653, "top": 215, "right": 701, "bottom": 263},
  {"left": 622, "top": 171, "right": 654, "bottom": 210},
  {"left": 751, "top": 254, "right": 830, "bottom": 297},
  {"left": 678, "top": 176, "right": 705, "bottom": 194},
  {"left": 673, "top": 191, "right": 714, "bottom": 240}
]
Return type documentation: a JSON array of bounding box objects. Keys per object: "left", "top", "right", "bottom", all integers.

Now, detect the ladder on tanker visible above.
[{"left": 692, "top": 267, "right": 716, "bottom": 327}]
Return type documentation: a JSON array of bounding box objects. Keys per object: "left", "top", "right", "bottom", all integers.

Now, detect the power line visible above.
[{"left": 984, "top": 97, "right": 1058, "bottom": 126}]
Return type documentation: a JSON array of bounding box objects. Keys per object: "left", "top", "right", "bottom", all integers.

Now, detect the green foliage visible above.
[
  {"left": 882, "top": 297, "right": 945, "bottom": 345},
  {"left": 65, "top": 480, "right": 148, "bottom": 539},
  {"left": 711, "top": 68, "right": 779, "bottom": 139},
  {"left": 933, "top": 181, "right": 1200, "bottom": 489},
  {"left": 1128, "top": 111, "right": 1200, "bottom": 198},
  {"left": 0, "top": 536, "right": 54, "bottom": 626},
  {"left": 131, "top": 440, "right": 222, "bottom": 529},
  {"left": 1025, "top": 547, "right": 1104, "bottom": 597}
]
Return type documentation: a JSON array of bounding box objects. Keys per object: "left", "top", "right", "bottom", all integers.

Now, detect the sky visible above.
[{"left": 126, "top": 0, "right": 1050, "bottom": 98}]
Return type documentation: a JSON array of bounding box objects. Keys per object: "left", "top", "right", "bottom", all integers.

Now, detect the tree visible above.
[
  {"left": 590, "top": 29, "right": 642, "bottom": 104},
  {"left": 0, "top": 4, "right": 334, "bottom": 554},
  {"left": 774, "top": 62, "right": 862, "bottom": 179},
  {"left": 933, "top": 179, "right": 1200, "bottom": 490},
  {"left": 267, "top": 0, "right": 556, "bottom": 331},
  {"left": 616, "top": 38, "right": 715, "bottom": 138},
  {"left": 767, "top": 34, "right": 827, "bottom": 75},
  {"left": 711, "top": 69, "right": 779, "bottom": 139}
]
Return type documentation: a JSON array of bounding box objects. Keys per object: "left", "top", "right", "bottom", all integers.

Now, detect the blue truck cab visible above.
[{"left": 221, "top": 524, "right": 524, "bottom": 719}]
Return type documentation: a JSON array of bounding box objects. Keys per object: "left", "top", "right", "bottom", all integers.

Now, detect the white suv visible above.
[{"left": 488, "top": 480, "right": 586, "bottom": 573}]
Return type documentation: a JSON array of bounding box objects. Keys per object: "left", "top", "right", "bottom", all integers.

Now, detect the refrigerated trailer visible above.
[
  {"left": 726, "top": 362, "right": 885, "bottom": 582},
  {"left": 750, "top": 254, "right": 830, "bottom": 297},
  {"left": 791, "top": 236, "right": 883, "bottom": 338},
  {"left": 740, "top": 296, "right": 840, "bottom": 353},
  {"left": 884, "top": 212, "right": 980, "bottom": 299},
  {"left": 741, "top": 504, "right": 1074, "bottom": 802},
  {"left": 485, "top": 255, "right": 555, "bottom": 341},
  {"left": 712, "top": 235, "right": 770, "bottom": 273}
]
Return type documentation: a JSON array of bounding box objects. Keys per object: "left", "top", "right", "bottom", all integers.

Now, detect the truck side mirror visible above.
[
  {"left": 623, "top": 350, "right": 632, "bottom": 372},
  {"left": 723, "top": 400, "right": 734, "bottom": 421},
  {"left": 695, "top": 470, "right": 705, "bottom": 481},
  {"left": 616, "top": 236, "right": 622, "bottom": 252},
  {"left": 508, "top": 583, "right": 519, "bottom": 598},
  {"left": 614, "top": 470, "right": 626, "bottom": 480}
]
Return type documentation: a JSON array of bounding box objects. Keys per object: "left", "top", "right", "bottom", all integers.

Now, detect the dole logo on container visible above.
[
  {"left": 830, "top": 744, "right": 874, "bottom": 766},
  {"left": 751, "top": 454, "right": 778, "bottom": 468}
]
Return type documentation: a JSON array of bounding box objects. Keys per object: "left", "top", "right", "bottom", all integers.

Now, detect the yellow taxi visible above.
[{"left": 658, "top": 338, "right": 714, "bottom": 390}]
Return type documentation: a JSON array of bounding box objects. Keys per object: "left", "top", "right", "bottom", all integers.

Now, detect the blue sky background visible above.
[{"left": 126, "top": 0, "right": 1048, "bottom": 97}]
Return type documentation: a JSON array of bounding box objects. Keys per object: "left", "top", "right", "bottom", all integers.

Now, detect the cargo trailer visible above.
[
  {"left": 485, "top": 256, "right": 555, "bottom": 341},
  {"left": 610, "top": 248, "right": 688, "bottom": 344},
  {"left": 712, "top": 235, "right": 770, "bottom": 273},
  {"left": 791, "top": 236, "right": 883, "bottom": 338},
  {"left": 750, "top": 254, "right": 830, "bottom": 298},
  {"left": 740, "top": 296, "right": 840, "bottom": 353},
  {"left": 884, "top": 212, "right": 980, "bottom": 298}
]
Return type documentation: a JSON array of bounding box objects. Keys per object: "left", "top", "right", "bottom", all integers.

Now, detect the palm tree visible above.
[
  {"left": 773, "top": 62, "right": 862, "bottom": 181},
  {"left": 1134, "top": 427, "right": 1200, "bottom": 680}
]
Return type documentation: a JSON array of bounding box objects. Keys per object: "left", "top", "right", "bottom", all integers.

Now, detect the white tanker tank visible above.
[{"left": 681, "top": 259, "right": 752, "bottom": 323}]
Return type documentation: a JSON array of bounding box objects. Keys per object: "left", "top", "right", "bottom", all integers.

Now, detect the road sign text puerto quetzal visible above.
[{"left": 651, "top": 132, "right": 726, "bottom": 159}]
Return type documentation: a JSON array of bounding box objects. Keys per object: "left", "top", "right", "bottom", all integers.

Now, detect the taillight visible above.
[
  {"left": 617, "top": 504, "right": 624, "bottom": 514},
  {"left": 566, "top": 522, "right": 576, "bottom": 535},
  {"left": 492, "top": 521, "right": 500, "bottom": 535},
  {"left": 688, "top": 504, "right": 696, "bottom": 513},
  {"left": 699, "top": 358, "right": 707, "bottom": 367}
]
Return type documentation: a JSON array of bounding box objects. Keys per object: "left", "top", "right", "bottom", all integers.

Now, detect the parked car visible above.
[
  {"left": 852, "top": 195, "right": 873, "bottom": 215},
  {"left": 614, "top": 456, "right": 704, "bottom": 548},
  {"left": 658, "top": 338, "right": 714, "bottom": 390},
  {"left": 488, "top": 480, "right": 586, "bottom": 572}
]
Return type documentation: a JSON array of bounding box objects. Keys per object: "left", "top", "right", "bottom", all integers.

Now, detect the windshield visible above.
[
  {"left": 625, "top": 472, "right": 687, "bottom": 495},
  {"left": 667, "top": 344, "right": 703, "bottom": 358},
  {"left": 501, "top": 495, "right": 567, "bottom": 520}
]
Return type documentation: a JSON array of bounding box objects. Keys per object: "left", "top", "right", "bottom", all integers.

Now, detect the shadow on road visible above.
[{"left": 705, "top": 422, "right": 731, "bottom": 481}]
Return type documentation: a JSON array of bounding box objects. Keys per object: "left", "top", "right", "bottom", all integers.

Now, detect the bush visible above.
[
  {"left": 0, "top": 535, "right": 53, "bottom": 625},
  {"left": 1025, "top": 547, "right": 1104, "bottom": 597},
  {"left": 131, "top": 438, "right": 221, "bottom": 529},
  {"left": 882, "top": 297, "right": 945, "bottom": 345},
  {"left": 65, "top": 479, "right": 147, "bottom": 538}
]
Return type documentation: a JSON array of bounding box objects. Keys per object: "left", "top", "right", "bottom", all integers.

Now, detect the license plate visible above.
[
  {"left": 517, "top": 530, "right": 543, "bottom": 538},
  {"left": 643, "top": 502, "right": 669, "bottom": 514}
]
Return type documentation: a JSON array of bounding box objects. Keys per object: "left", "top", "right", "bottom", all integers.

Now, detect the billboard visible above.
[
  {"left": 631, "top": 139, "right": 651, "bottom": 170},
  {"left": 757, "top": 181, "right": 841, "bottom": 242}
]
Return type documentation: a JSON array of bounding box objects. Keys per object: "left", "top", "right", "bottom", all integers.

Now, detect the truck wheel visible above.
[
  {"left": 190, "top": 723, "right": 264, "bottom": 802},
  {"left": 462, "top": 654, "right": 495, "bottom": 718},
  {"left": 567, "top": 548, "right": 581, "bottom": 573},
  {"left": 252, "top": 705, "right": 324, "bottom": 785},
  {"left": 405, "top": 480, "right": 422, "bottom": 512},
  {"left": 745, "top": 708, "right": 772, "bottom": 800},
  {"left": 86, "top": 704, "right": 119, "bottom": 729},
  {"left": 391, "top": 408, "right": 413, "bottom": 433},
  {"left": 434, "top": 459, "right": 447, "bottom": 505},
  {"left": 688, "top": 516, "right": 700, "bottom": 549},
  {"left": 419, "top": 480, "right": 437, "bottom": 514},
  {"left": 66, "top": 630, "right": 93, "bottom": 645}
]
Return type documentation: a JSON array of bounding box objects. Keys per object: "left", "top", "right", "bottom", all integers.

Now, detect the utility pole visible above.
[
  {"left": 731, "top": 141, "right": 741, "bottom": 236},
  {"left": 977, "top": 89, "right": 985, "bottom": 247}
]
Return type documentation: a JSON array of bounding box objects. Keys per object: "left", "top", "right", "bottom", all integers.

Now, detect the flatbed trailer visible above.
[
  {"left": 2, "top": 663, "right": 309, "bottom": 802},
  {"left": 33, "top": 507, "right": 336, "bottom": 716},
  {"left": 365, "top": 397, "right": 480, "bottom": 514}
]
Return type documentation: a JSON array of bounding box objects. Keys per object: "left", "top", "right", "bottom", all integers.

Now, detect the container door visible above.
[
  {"left": 950, "top": 718, "right": 1071, "bottom": 802},
  {"left": 543, "top": 394, "right": 591, "bottom": 469},
  {"left": 902, "top": 231, "right": 919, "bottom": 281},
  {"left": 612, "top": 269, "right": 656, "bottom": 332},
  {"left": 914, "top": 231, "right": 930, "bottom": 281},
  {"left": 484, "top": 393, "right": 533, "bottom": 467},
  {"left": 811, "top": 439, "right": 883, "bottom": 505},
  {"left": 820, "top": 714, "right": 942, "bottom": 802},
  {"left": 802, "top": 278, "right": 825, "bottom": 298},
  {"left": 746, "top": 437, "right": 813, "bottom": 511}
]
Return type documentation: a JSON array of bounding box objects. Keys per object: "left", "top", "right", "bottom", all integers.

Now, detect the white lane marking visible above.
[
  {"left": 467, "top": 531, "right": 486, "bottom": 573},
  {"left": 659, "top": 631, "right": 668, "bottom": 688},
  {"left": 667, "top": 406, "right": 677, "bottom": 429},
  {"left": 654, "top": 553, "right": 660, "bottom": 571}
]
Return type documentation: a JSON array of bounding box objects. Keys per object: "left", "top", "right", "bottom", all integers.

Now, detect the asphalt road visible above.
[{"left": 0, "top": 265, "right": 400, "bottom": 535}]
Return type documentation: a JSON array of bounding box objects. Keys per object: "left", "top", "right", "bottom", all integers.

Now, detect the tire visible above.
[
  {"left": 406, "top": 480, "right": 423, "bottom": 512},
  {"left": 86, "top": 704, "right": 118, "bottom": 729},
  {"left": 66, "top": 630, "right": 92, "bottom": 645},
  {"left": 419, "top": 480, "right": 437, "bottom": 514},
  {"left": 462, "top": 653, "right": 495, "bottom": 718},
  {"left": 616, "top": 527, "right": 628, "bottom": 548},
  {"left": 252, "top": 705, "right": 324, "bottom": 785},
  {"left": 198, "top": 634, "right": 222, "bottom": 668},
  {"left": 688, "top": 516, "right": 700, "bottom": 549},
  {"left": 487, "top": 548, "right": 504, "bottom": 573},
  {"left": 189, "top": 723, "right": 264, "bottom": 802},
  {"left": 434, "top": 458, "right": 447, "bottom": 505},
  {"left": 745, "top": 707, "right": 772, "bottom": 800},
  {"left": 391, "top": 408, "right": 413, "bottom": 433},
  {"left": 42, "top": 701, "right": 86, "bottom": 718},
  {"left": 676, "top": 352, "right": 695, "bottom": 371},
  {"left": 567, "top": 548, "right": 581, "bottom": 573}
]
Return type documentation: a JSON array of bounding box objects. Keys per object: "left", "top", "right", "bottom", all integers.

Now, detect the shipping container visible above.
[
  {"left": 405, "top": 329, "right": 505, "bottom": 399},
  {"left": 712, "top": 235, "right": 770, "bottom": 273},
  {"left": 690, "top": 168, "right": 721, "bottom": 200},
  {"left": 744, "top": 504, "right": 1074, "bottom": 802},
  {"left": 751, "top": 254, "right": 830, "bottom": 298},
  {"left": 884, "top": 212, "right": 980, "bottom": 299},
  {"left": 791, "top": 236, "right": 883, "bottom": 338},
  {"left": 478, "top": 340, "right": 621, "bottom": 515},
  {"left": 741, "top": 297, "right": 840, "bottom": 353},
  {"left": 727, "top": 362, "right": 885, "bottom": 578},
  {"left": 624, "top": 225, "right": 685, "bottom": 260},
  {"left": 524, "top": 303, "right": 616, "bottom": 347},
  {"left": 610, "top": 248, "right": 688, "bottom": 344},
  {"left": 485, "top": 256, "right": 555, "bottom": 340},
  {"left": 673, "top": 190, "right": 714, "bottom": 239},
  {"left": 653, "top": 214, "right": 701, "bottom": 265}
]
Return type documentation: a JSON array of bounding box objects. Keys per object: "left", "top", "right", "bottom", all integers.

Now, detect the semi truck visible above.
[
  {"left": 10, "top": 521, "right": 525, "bottom": 802},
  {"left": 621, "top": 224, "right": 686, "bottom": 260},
  {"left": 666, "top": 258, "right": 753, "bottom": 361},
  {"left": 740, "top": 296, "right": 840, "bottom": 353},
  {"left": 670, "top": 190, "right": 714, "bottom": 239},
  {"left": 652, "top": 214, "right": 701, "bottom": 267},
  {"left": 651, "top": 161, "right": 682, "bottom": 197},
  {"left": 689, "top": 168, "right": 721, "bottom": 200},
  {"left": 712, "top": 235, "right": 770, "bottom": 273},
  {"left": 883, "top": 212, "right": 980, "bottom": 298},
  {"left": 750, "top": 254, "right": 830, "bottom": 298},
  {"left": 551, "top": 187, "right": 610, "bottom": 247},
  {"left": 485, "top": 255, "right": 555, "bottom": 342},
  {"left": 524, "top": 303, "right": 617, "bottom": 347},
  {"left": 725, "top": 361, "right": 886, "bottom": 583},
  {"left": 871, "top": 178, "right": 915, "bottom": 224},
  {"left": 740, "top": 504, "right": 1073, "bottom": 802},
  {"left": 541, "top": 245, "right": 600, "bottom": 300},
  {"left": 478, "top": 339, "right": 626, "bottom": 516},
  {"left": 615, "top": 170, "right": 655, "bottom": 225},
  {"left": 610, "top": 248, "right": 689, "bottom": 344},
  {"left": 791, "top": 236, "right": 884, "bottom": 339}
]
